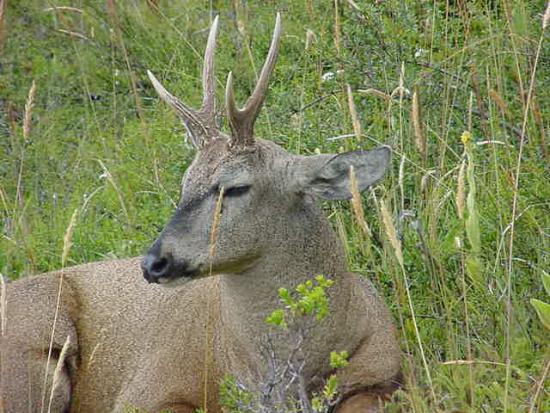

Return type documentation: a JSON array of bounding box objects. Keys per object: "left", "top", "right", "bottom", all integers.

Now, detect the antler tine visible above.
[
  {"left": 200, "top": 15, "right": 219, "bottom": 120},
  {"left": 147, "top": 16, "right": 220, "bottom": 149},
  {"left": 147, "top": 70, "right": 207, "bottom": 148},
  {"left": 226, "top": 13, "right": 282, "bottom": 147}
]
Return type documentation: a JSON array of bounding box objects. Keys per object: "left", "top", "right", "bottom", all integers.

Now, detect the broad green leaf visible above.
[
  {"left": 465, "top": 208, "right": 481, "bottom": 255},
  {"left": 530, "top": 299, "right": 550, "bottom": 330}
]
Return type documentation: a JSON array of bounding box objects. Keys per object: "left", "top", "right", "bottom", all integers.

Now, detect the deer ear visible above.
[{"left": 295, "top": 147, "right": 391, "bottom": 200}]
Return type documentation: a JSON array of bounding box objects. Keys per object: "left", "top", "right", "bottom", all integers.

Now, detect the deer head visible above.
[{"left": 141, "top": 14, "right": 391, "bottom": 285}]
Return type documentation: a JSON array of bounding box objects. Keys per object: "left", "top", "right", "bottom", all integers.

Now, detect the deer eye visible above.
[{"left": 224, "top": 185, "right": 251, "bottom": 198}]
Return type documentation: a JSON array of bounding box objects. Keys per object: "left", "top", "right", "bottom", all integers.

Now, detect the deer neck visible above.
[{"left": 218, "top": 203, "right": 352, "bottom": 364}]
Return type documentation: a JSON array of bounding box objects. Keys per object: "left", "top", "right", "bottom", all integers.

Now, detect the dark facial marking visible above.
[{"left": 224, "top": 185, "right": 251, "bottom": 197}]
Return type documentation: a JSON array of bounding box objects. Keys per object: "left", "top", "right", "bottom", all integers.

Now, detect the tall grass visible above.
[{"left": 1, "top": 1, "right": 548, "bottom": 411}]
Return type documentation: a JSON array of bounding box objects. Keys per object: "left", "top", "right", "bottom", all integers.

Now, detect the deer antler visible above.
[
  {"left": 225, "top": 13, "right": 282, "bottom": 148},
  {"left": 147, "top": 16, "right": 220, "bottom": 148}
]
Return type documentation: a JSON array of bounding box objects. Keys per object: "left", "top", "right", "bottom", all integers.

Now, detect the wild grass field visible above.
[{"left": 0, "top": 1, "right": 549, "bottom": 412}]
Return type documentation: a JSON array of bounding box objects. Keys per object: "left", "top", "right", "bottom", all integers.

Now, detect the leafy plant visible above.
[{"left": 221, "top": 275, "right": 350, "bottom": 413}]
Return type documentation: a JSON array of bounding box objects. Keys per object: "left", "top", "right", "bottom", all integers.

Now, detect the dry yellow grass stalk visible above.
[
  {"left": 468, "top": 91, "right": 474, "bottom": 132},
  {"left": 543, "top": 1, "right": 550, "bottom": 29},
  {"left": 398, "top": 155, "right": 405, "bottom": 209},
  {"left": 349, "top": 166, "right": 371, "bottom": 237},
  {"left": 23, "top": 80, "right": 36, "bottom": 142},
  {"left": 488, "top": 89, "right": 508, "bottom": 117},
  {"left": 44, "top": 6, "right": 83, "bottom": 13},
  {"left": 333, "top": 0, "right": 341, "bottom": 55},
  {"left": 209, "top": 186, "right": 225, "bottom": 260},
  {"left": 442, "top": 359, "right": 506, "bottom": 367},
  {"left": 0, "top": 0, "right": 6, "bottom": 50},
  {"left": 379, "top": 199, "right": 436, "bottom": 401},
  {"left": 358, "top": 88, "right": 391, "bottom": 101},
  {"left": 528, "top": 358, "right": 550, "bottom": 413},
  {"left": 380, "top": 199, "right": 403, "bottom": 268},
  {"left": 145, "top": 0, "right": 160, "bottom": 14},
  {"left": 346, "top": 84, "right": 362, "bottom": 141},
  {"left": 41, "top": 278, "right": 65, "bottom": 411},
  {"left": 62, "top": 209, "right": 79, "bottom": 267},
  {"left": 56, "top": 29, "right": 90, "bottom": 41},
  {"left": 411, "top": 89, "right": 426, "bottom": 161},
  {"left": 457, "top": 159, "right": 466, "bottom": 219},
  {"left": 530, "top": 96, "right": 549, "bottom": 162},
  {"left": 346, "top": 0, "right": 361, "bottom": 12},
  {"left": 204, "top": 187, "right": 224, "bottom": 413},
  {"left": 398, "top": 62, "right": 405, "bottom": 99},
  {"left": 41, "top": 208, "right": 79, "bottom": 409},
  {"left": 305, "top": 29, "right": 316, "bottom": 50},
  {"left": 47, "top": 335, "right": 71, "bottom": 413},
  {"left": 0, "top": 186, "right": 7, "bottom": 212},
  {"left": 504, "top": 6, "right": 549, "bottom": 408}
]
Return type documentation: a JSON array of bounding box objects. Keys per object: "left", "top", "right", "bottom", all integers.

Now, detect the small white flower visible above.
[
  {"left": 321, "top": 72, "right": 335, "bottom": 82},
  {"left": 415, "top": 48, "right": 426, "bottom": 58}
]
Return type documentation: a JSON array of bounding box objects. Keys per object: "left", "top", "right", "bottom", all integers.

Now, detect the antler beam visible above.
[
  {"left": 147, "top": 16, "right": 220, "bottom": 148},
  {"left": 225, "top": 13, "right": 282, "bottom": 148}
]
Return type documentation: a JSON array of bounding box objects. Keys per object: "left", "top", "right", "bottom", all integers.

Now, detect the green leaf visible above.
[
  {"left": 329, "top": 351, "right": 349, "bottom": 368},
  {"left": 311, "top": 396, "right": 323, "bottom": 412},
  {"left": 278, "top": 287, "right": 293, "bottom": 306},
  {"left": 530, "top": 299, "right": 550, "bottom": 330},
  {"left": 323, "top": 375, "right": 339, "bottom": 400},
  {"left": 265, "top": 309, "right": 287, "bottom": 328},
  {"left": 465, "top": 207, "right": 481, "bottom": 254}
]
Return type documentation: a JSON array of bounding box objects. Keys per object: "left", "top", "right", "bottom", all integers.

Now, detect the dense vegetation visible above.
[{"left": 1, "top": 1, "right": 548, "bottom": 411}]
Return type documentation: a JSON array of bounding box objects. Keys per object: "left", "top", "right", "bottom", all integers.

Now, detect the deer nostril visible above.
[
  {"left": 142, "top": 253, "right": 173, "bottom": 282},
  {"left": 151, "top": 257, "right": 169, "bottom": 275}
]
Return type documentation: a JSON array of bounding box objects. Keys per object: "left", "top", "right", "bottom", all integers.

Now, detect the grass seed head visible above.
[
  {"left": 380, "top": 199, "right": 403, "bottom": 268},
  {"left": 23, "top": 80, "right": 37, "bottom": 142},
  {"left": 346, "top": 84, "right": 362, "bottom": 141},
  {"left": 349, "top": 166, "right": 371, "bottom": 237}
]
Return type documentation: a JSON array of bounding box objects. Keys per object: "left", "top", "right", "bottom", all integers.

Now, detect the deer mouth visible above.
[
  {"left": 141, "top": 253, "right": 202, "bottom": 286},
  {"left": 154, "top": 266, "right": 201, "bottom": 287},
  {"left": 156, "top": 274, "right": 193, "bottom": 287}
]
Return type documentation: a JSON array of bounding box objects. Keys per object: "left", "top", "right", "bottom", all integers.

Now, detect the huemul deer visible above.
[{"left": 0, "top": 14, "right": 401, "bottom": 413}]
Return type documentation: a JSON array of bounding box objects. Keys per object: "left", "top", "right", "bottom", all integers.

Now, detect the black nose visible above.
[{"left": 141, "top": 253, "right": 173, "bottom": 283}]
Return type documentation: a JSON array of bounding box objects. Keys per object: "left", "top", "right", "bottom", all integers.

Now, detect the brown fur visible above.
[
  {"left": 1, "top": 140, "right": 401, "bottom": 412},
  {"left": 1, "top": 259, "right": 400, "bottom": 412},
  {"left": 1, "top": 15, "right": 401, "bottom": 413}
]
